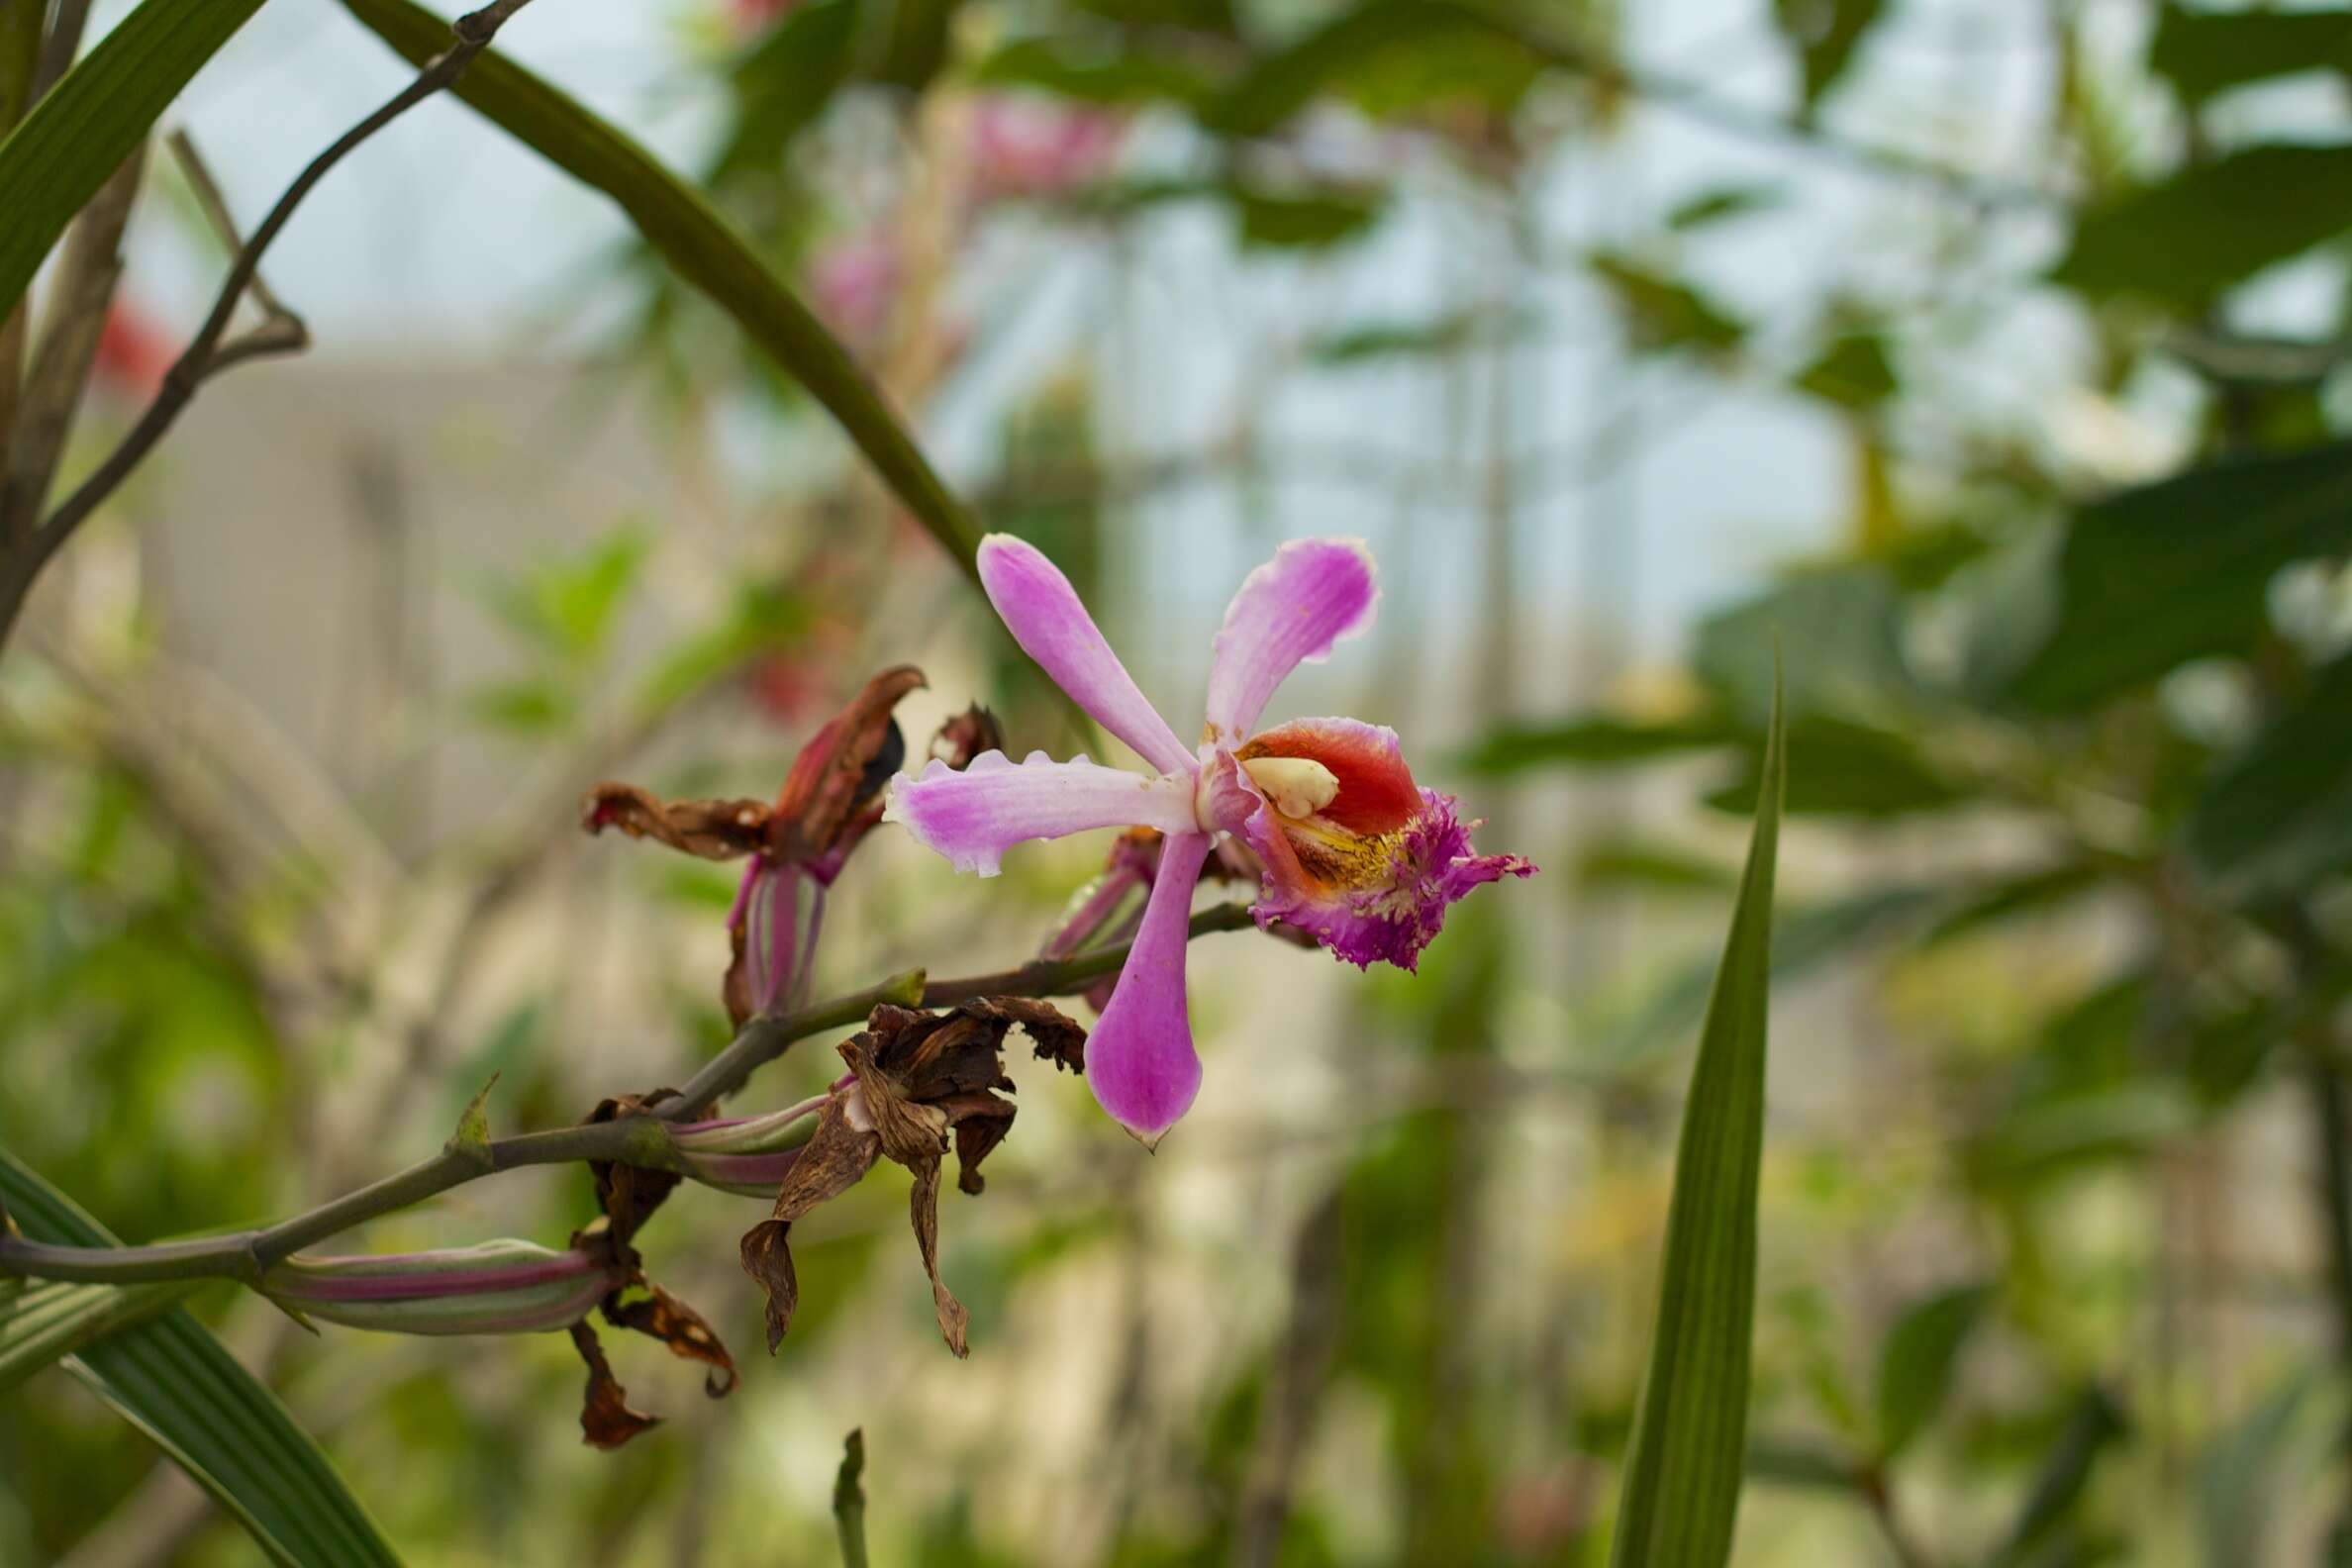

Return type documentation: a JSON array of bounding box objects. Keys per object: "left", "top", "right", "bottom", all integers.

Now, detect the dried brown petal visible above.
[
  {"left": 930, "top": 705, "right": 1005, "bottom": 769},
  {"left": 841, "top": 1025, "right": 954, "bottom": 1171},
  {"left": 738, "top": 1094, "right": 881, "bottom": 1352},
  {"left": 585, "top": 1091, "right": 683, "bottom": 1248},
  {"left": 962, "top": 996, "right": 1089, "bottom": 1075},
  {"left": 937, "top": 1090, "right": 1017, "bottom": 1196},
  {"left": 603, "top": 1283, "right": 738, "bottom": 1398},
  {"left": 580, "top": 785, "right": 771, "bottom": 860},
  {"left": 737, "top": 1221, "right": 798, "bottom": 1358},
  {"left": 907, "top": 1158, "right": 969, "bottom": 1357},
  {"left": 769, "top": 666, "right": 925, "bottom": 865},
  {"left": 570, "top": 1320, "right": 660, "bottom": 1449},
  {"left": 734, "top": 997, "right": 1086, "bottom": 1360}
]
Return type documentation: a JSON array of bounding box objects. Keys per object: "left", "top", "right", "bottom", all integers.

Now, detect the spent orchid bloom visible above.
[{"left": 886, "top": 535, "right": 1533, "bottom": 1145}]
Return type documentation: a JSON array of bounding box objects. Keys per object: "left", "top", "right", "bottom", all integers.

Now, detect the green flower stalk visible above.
[{"left": 669, "top": 1093, "right": 828, "bottom": 1197}]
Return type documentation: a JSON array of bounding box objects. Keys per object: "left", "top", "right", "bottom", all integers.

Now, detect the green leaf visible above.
[
  {"left": 1874, "top": 1283, "right": 1994, "bottom": 1459},
  {"left": 1305, "top": 307, "right": 1506, "bottom": 365},
  {"left": 1073, "top": 0, "right": 1235, "bottom": 32},
  {"left": 1771, "top": 0, "right": 1888, "bottom": 113},
  {"left": 1704, "top": 716, "right": 1960, "bottom": 818},
  {"left": 2150, "top": 7, "right": 2352, "bottom": 107},
  {"left": 2051, "top": 143, "right": 2352, "bottom": 310},
  {"left": 1791, "top": 333, "right": 1897, "bottom": 410},
  {"left": 1996, "top": 1385, "right": 2128, "bottom": 1565},
  {"left": 1608, "top": 664, "right": 1783, "bottom": 1568},
  {"left": 2186, "top": 646, "right": 2352, "bottom": 896},
  {"left": 1695, "top": 565, "right": 1911, "bottom": 729},
  {"left": 1232, "top": 183, "right": 1383, "bottom": 249},
  {"left": 1460, "top": 713, "right": 1735, "bottom": 775},
  {"left": 2009, "top": 441, "right": 2352, "bottom": 710},
  {"left": 1920, "top": 863, "right": 2107, "bottom": 947},
  {"left": 1970, "top": 1080, "right": 2202, "bottom": 1181},
  {"left": 1578, "top": 843, "right": 1739, "bottom": 895},
  {"left": 0, "top": 0, "right": 269, "bottom": 318},
  {"left": 864, "top": 0, "right": 957, "bottom": 92},
  {"left": 1665, "top": 185, "right": 1783, "bottom": 230},
  {"left": 338, "top": 0, "right": 985, "bottom": 583},
  {"left": 0, "top": 1276, "right": 194, "bottom": 1392},
  {"left": 1743, "top": 1434, "right": 1862, "bottom": 1492},
  {"left": 1199, "top": 0, "right": 1547, "bottom": 136},
  {"left": 971, "top": 35, "right": 1217, "bottom": 107},
  {"left": 2196, "top": 1374, "right": 2319, "bottom": 1565},
  {"left": 711, "top": 0, "right": 857, "bottom": 180},
  {"left": 0, "top": 1149, "right": 402, "bottom": 1567},
  {"left": 628, "top": 581, "right": 809, "bottom": 718},
  {"left": 1606, "top": 885, "right": 1931, "bottom": 1070},
  {"left": 461, "top": 678, "right": 575, "bottom": 735},
  {"left": 1591, "top": 252, "right": 1748, "bottom": 357}
]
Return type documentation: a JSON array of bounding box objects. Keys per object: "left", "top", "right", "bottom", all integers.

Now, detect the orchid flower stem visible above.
[{"left": 0, "top": 903, "right": 1258, "bottom": 1289}]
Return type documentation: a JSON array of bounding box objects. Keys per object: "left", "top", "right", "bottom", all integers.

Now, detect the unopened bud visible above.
[
  {"left": 264, "top": 1240, "right": 623, "bottom": 1336},
  {"left": 729, "top": 857, "right": 825, "bottom": 1022}
]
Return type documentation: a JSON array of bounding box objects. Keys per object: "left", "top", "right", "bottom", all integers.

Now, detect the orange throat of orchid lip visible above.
[{"left": 1231, "top": 722, "right": 1421, "bottom": 896}]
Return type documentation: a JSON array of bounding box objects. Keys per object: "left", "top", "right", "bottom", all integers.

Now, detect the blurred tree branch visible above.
[{"left": 0, "top": 0, "right": 541, "bottom": 652}]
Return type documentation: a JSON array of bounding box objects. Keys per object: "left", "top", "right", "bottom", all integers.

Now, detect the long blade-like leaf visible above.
[
  {"left": 0, "top": 1275, "right": 193, "bottom": 1391},
  {"left": 0, "top": 0, "right": 269, "bottom": 317},
  {"left": 1608, "top": 668, "right": 1784, "bottom": 1568},
  {"left": 0, "top": 1150, "right": 402, "bottom": 1567},
  {"left": 336, "top": 0, "right": 985, "bottom": 583}
]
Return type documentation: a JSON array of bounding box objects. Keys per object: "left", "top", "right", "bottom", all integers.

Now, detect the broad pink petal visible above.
[
  {"left": 884, "top": 750, "right": 1196, "bottom": 876},
  {"left": 1203, "top": 538, "right": 1378, "bottom": 743},
  {"left": 977, "top": 535, "right": 1194, "bottom": 775},
  {"left": 1087, "top": 829, "right": 1212, "bottom": 1145}
]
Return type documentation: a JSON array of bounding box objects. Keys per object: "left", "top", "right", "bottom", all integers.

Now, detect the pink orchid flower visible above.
[{"left": 886, "top": 535, "right": 1532, "bottom": 1146}]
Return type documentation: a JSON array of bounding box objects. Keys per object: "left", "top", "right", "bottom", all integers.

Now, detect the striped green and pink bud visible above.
[{"left": 262, "top": 1240, "right": 625, "bottom": 1336}]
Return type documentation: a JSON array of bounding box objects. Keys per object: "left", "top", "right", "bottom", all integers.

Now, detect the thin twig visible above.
[
  {"left": 165, "top": 131, "right": 301, "bottom": 326},
  {"left": 0, "top": 141, "right": 147, "bottom": 541},
  {"left": 0, "top": 0, "right": 539, "bottom": 652},
  {"left": 0, "top": 903, "right": 1260, "bottom": 1287},
  {"left": 833, "top": 1429, "right": 869, "bottom": 1568},
  {"left": 29, "top": 0, "right": 94, "bottom": 106}
]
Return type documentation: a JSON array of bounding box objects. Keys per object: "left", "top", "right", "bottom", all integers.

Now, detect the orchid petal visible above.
[
  {"left": 884, "top": 751, "right": 1197, "bottom": 876},
  {"left": 1203, "top": 538, "right": 1378, "bottom": 743},
  {"left": 978, "top": 535, "right": 1194, "bottom": 775},
  {"left": 1087, "top": 830, "right": 1212, "bottom": 1145}
]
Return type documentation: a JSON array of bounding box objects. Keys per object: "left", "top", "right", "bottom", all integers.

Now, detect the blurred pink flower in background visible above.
[
  {"left": 807, "top": 232, "right": 899, "bottom": 344},
  {"left": 968, "top": 95, "right": 1125, "bottom": 201},
  {"left": 727, "top": 0, "right": 801, "bottom": 34},
  {"left": 93, "top": 301, "right": 174, "bottom": 400}
]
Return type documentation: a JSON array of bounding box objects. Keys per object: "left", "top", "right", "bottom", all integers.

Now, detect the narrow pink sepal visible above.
[
  {"left": 1202, "top": 538, "right": 1378, "bottom": 742},
  {"left": 883, "top": 750, "right": 1196, "bottom": 876},
  {"left": 1086, "top": 830, "right": 1212, "bottom": 1146},
  {"left": 977, "top": 535, "right": 1195, "bottom": 775}
]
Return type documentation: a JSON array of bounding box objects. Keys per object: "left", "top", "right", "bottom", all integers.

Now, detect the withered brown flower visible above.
[
  {"left": 583, "top": 666, "right": 925, "bottom": 1026},
  {"left": 739, "top": 998, "right": 1085, "bottom": 1359},
  {"left": 564, "top": 1213, "right": 739, "bottom": 1450}
]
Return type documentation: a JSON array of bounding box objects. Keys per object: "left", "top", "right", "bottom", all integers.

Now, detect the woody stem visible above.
[{"left": 0, "top": 904, "right": 1258, "bottom": 1287}]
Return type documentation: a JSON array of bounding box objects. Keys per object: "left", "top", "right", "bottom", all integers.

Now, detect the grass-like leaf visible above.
[
  {"left": 0, "top": 0, "right": 269, "bottom": 317},
  {"left": 0, "top": 1149, "right": 402, "bottom": 1567},
  {"left": 0, "top": 1275, "right": 194, "bottom": 1392},
  {"left": 1608, "top": 666, "right": 1784, "bottom": 1568},
  {"left": 336, "top": 0, "right": 986, "bottom": 583}
]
